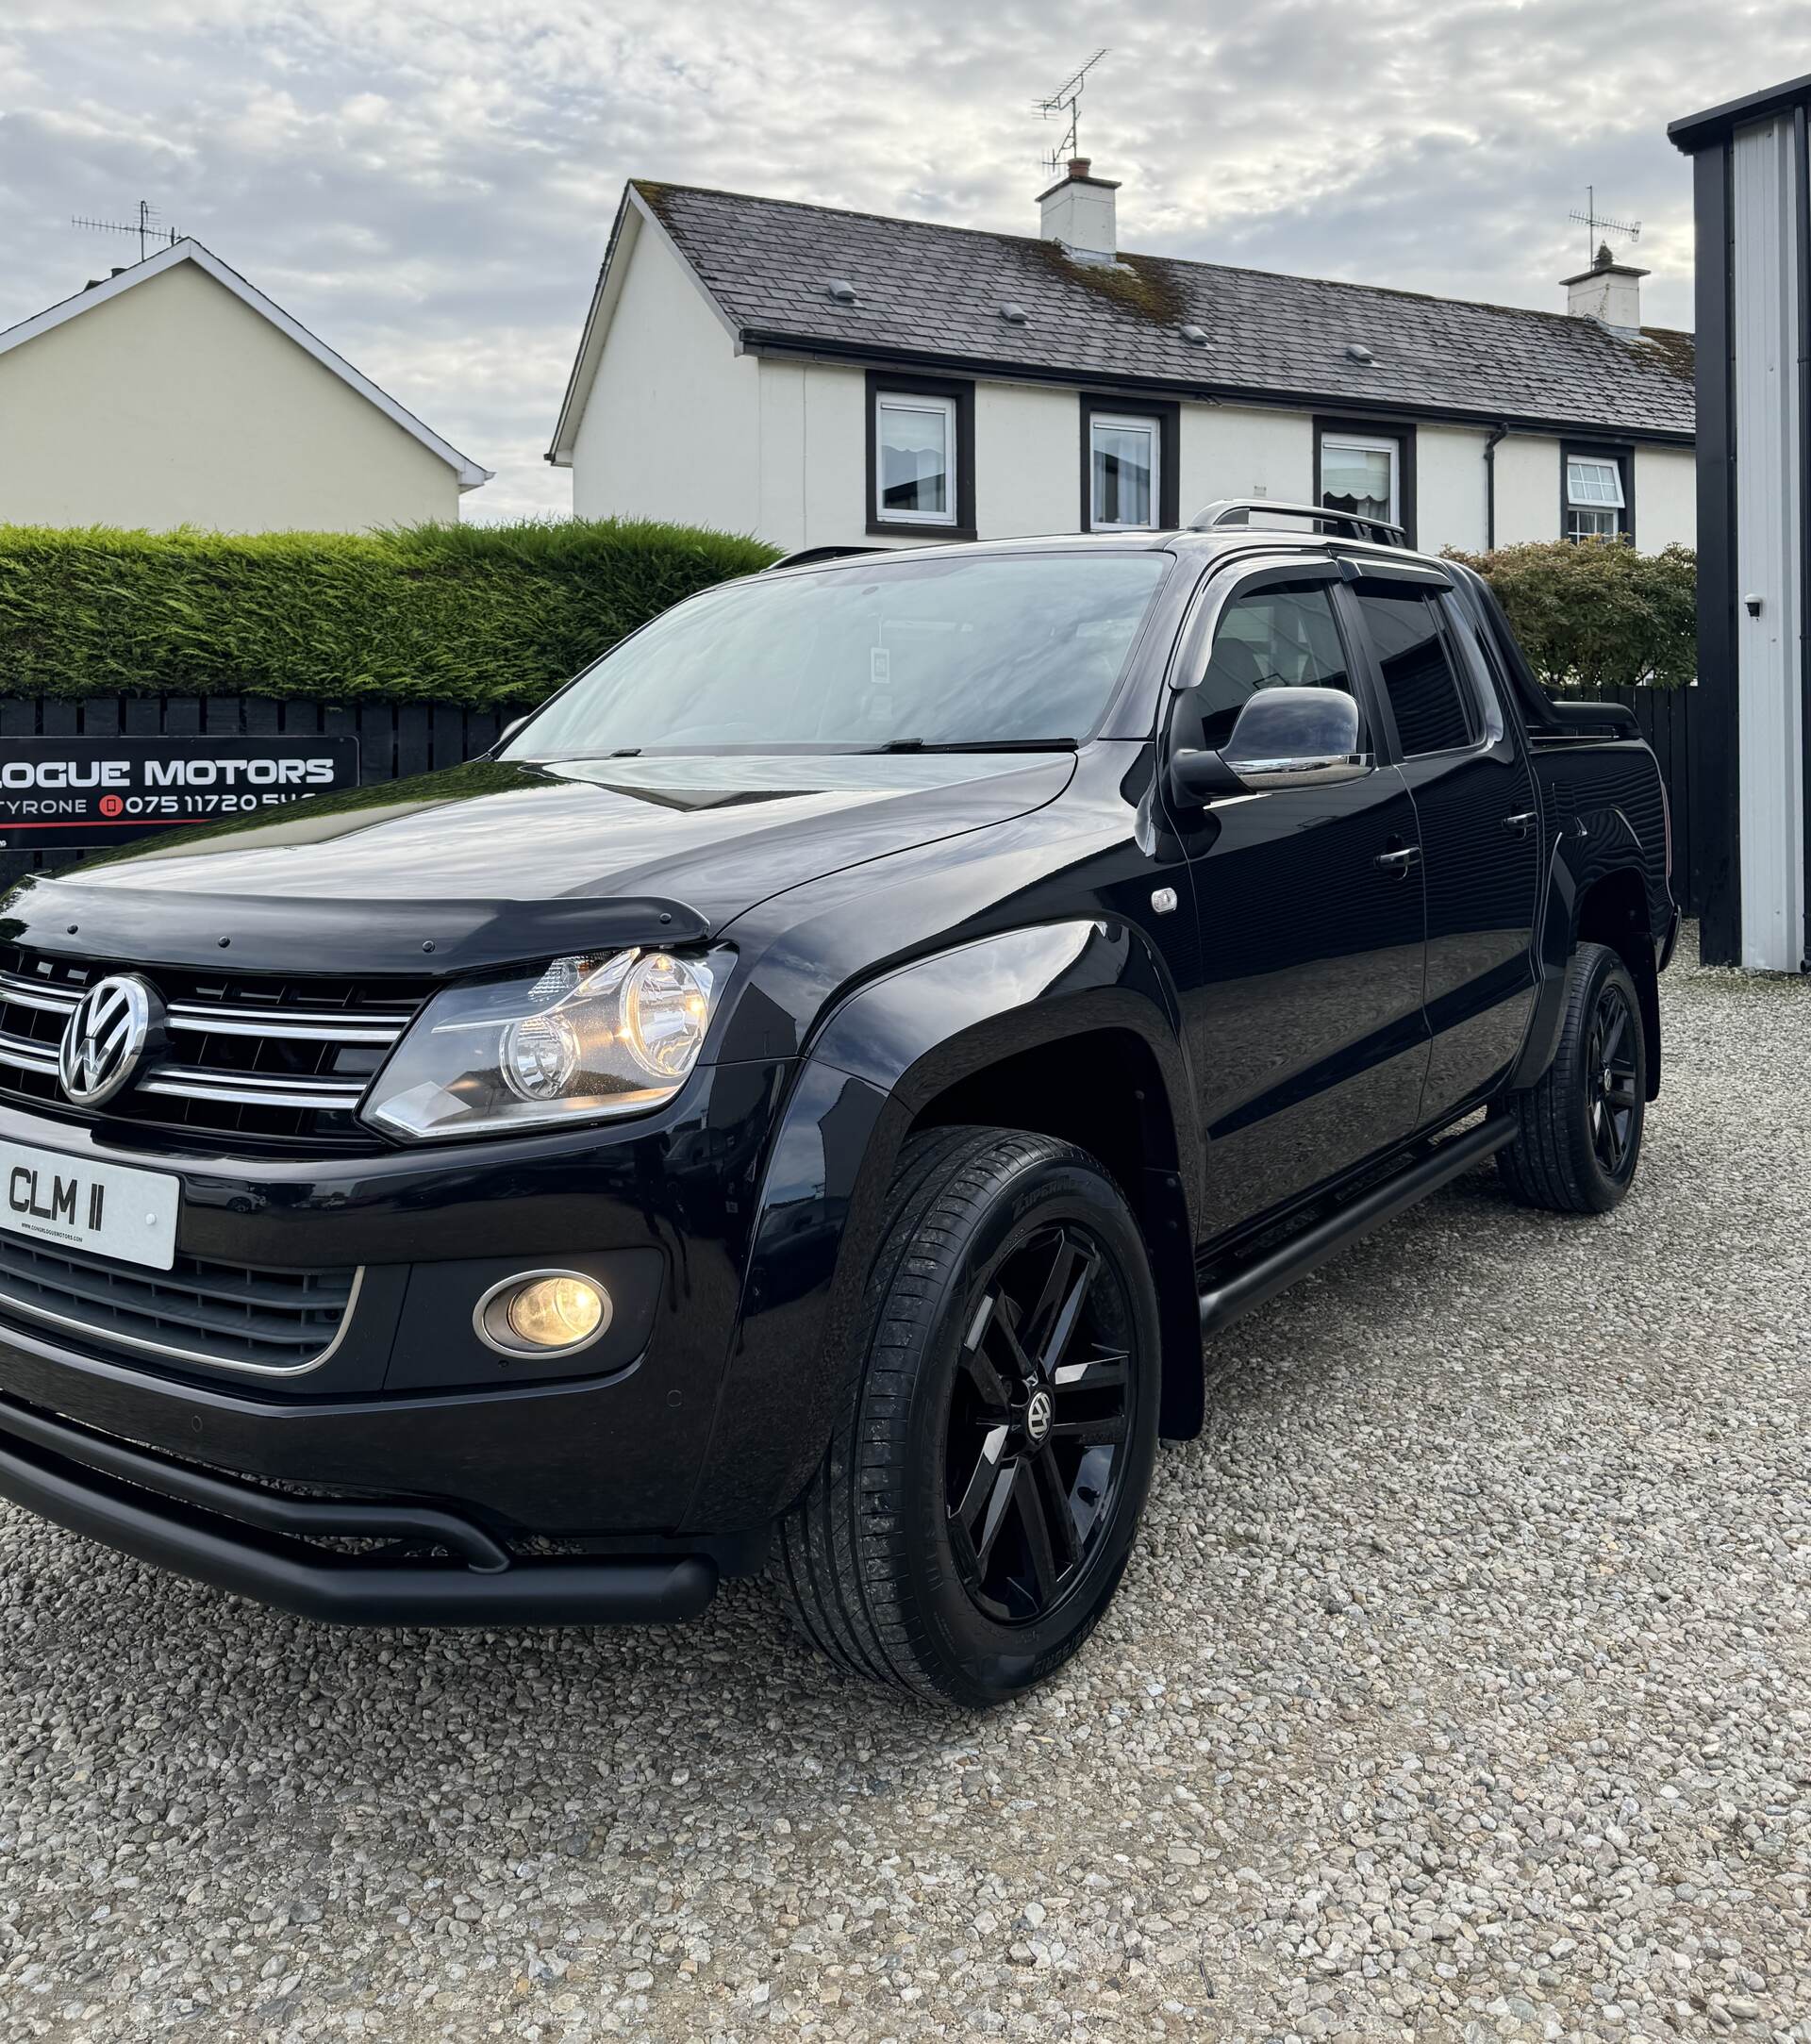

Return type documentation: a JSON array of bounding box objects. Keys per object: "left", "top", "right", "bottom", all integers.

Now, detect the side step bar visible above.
[{"left": 1198, "top": 1116, "right": 1517, "bottom": 1338}]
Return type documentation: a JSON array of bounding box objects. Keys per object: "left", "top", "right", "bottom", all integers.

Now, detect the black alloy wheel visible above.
[
  {"left": 1586, "top": 978, "right": 1641, "bottom": 1180},
  {"left": 1499, "top": 939, "right": 1648, "bottom": 1214},
  {"left": 945, "top": 1221, "right": 1133, "bottom": 1626},
  {"left": 773, "top": 1127, "right": 1161, "bottom": 1706}
]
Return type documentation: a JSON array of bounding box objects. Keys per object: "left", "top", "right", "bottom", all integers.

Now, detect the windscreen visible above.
[{"left": 506, "top": 551, "right": 1171, "bottom": 756}]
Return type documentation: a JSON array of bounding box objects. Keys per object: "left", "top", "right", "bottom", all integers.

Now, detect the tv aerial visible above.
[
  {"left": 1034, "top": 49, "right": 1108, "bottom": 178},
  {"left": 71, "top": 198, "right": 179, "bottom": 264},
  {"left": 1568, "top": 186, "right": 1641, "bottom": 264}
]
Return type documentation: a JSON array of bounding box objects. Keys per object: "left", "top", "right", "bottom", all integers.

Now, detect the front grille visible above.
[
  {"left": 0, "top": 1234, "right": 358, "bottom": 1374},
  {"left": 0, "top": 944, "right": 431, "bottom": 1149}
]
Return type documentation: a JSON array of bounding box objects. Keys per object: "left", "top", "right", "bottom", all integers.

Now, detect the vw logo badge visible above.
[
  {"left": 58, "top": 975, "right": 161, "bottom": 1107},
  {"left": 1024, "top": 1387, "right": 1055, "bottom": 1447}
]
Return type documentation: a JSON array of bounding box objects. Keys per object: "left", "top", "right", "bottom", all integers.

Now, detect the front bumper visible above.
[
  {"left": 0, "top": 1057, "right": 795, "bottom": 1558},
  {"left": 0, "top": 1390, "right": 720, "bottom": 1624}
]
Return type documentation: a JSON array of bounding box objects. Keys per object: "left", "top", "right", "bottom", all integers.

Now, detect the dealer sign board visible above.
[{"left": 0, "top": 736, "right": 361, "bottom": 851}]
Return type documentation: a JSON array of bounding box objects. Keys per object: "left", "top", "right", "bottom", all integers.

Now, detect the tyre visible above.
[
  {"left": 773, "top": 1127, "right": 1162, "bottom": 1707},
  {"left": 1498, "top": 939, "right": 1646, "bottom": 1214}
]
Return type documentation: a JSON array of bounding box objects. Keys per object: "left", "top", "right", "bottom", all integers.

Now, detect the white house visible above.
[
  {"left": 0, "top": 240, "right": 490, "bottom": 533},
  {"left": 551, "top": 166, "right": 1695, "bottom": 558}
]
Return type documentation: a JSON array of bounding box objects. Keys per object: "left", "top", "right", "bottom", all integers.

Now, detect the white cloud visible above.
[{"left": 1, "top": 1, "right": 1795, "bottom": 522}]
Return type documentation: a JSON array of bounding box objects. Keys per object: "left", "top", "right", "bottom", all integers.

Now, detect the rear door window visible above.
[{"left": 1353, "top": 583, "right": 1474, "bottom": 756}]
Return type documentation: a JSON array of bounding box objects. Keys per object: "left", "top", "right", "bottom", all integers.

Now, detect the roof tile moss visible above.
[
  {"left": 1633, "top": 325, "right": 1696, "bottom": 388},
  {"left": 1018, "top": 241, "right": 1189, "bottom": 328}
]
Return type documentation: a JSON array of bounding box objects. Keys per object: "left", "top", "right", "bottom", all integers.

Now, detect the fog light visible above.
[
  {"left": 474, "top": 1269, "right": 612, "bottom": 1359},
  {"left": 508, "top": 1276, "right": 604, "bottom": 1347}
]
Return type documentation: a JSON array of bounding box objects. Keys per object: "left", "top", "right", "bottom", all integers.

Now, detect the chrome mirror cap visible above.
[
  {"left": 1230, "top": 751, "right": 1373, "bottom": 791},
  {"left": 1221, "top": 686, "right": 1370, "bottom": 792}
]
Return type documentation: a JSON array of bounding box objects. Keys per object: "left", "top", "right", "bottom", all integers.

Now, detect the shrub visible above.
[
  {"left": 0, "top": 518, "right": 782, "bottom": 708},
  {"left": 1443, "top": 539, "right": 1696, "bottom": 692}
]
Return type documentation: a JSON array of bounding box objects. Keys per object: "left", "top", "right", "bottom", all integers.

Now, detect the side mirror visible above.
[{"left": 1171, "top": 687, "right": 1371, "bottom": 806}]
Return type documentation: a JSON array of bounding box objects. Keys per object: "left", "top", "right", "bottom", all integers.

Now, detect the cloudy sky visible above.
[{"left": 3, "top": 2, "right": 1798, "bottom": 520}]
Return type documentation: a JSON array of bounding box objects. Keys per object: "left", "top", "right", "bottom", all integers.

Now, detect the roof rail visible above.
[
  {"left": 764, "top": 543, "right": 892, "bottom": 572},
  {"left": 1188, "top": 499, "right": 1407, "bottom": 547}
]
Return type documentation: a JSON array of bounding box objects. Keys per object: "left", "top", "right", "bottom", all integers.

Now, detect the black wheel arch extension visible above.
[
  {"left": 1512, "top": 818, "right": 1667, "bottom": 1104},
  {"left": 684, "top": 922, "right": 1210, "bottom": 1531}
]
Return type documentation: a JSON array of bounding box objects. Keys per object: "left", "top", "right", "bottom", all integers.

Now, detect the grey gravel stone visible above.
[{"left": 2, "top": 925, "right": 1809, "bottom": 2042}]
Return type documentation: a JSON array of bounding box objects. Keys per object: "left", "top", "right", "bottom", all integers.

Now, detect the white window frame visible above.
[
  {"left": 1564, "top": 454, "right": 1629, "bottom": 542},
  {"left": 1089, "top": 411, "right": 1162, "bottom": 531},
  {"left": 1320, "top": 432, "right": 1400, "bottom": 526},
  {"left": 1567, "top": 505, "right": 1621, "bottom": 540},
  {"left": 873, "top": 392, "right": 958, "bottom": 527},
  {"left": 1566, "top": 457, "right": 1626, "bottom": 509}
]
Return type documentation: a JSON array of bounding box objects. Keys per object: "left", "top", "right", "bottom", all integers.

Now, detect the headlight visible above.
[{"left": 362, "top": 948, "right": 721, "bottom": 1142}]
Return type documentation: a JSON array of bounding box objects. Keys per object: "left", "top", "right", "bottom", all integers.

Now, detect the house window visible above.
[
  {"left": 1079, "top": 398, "right": 1179, "bottom": 532},
  {"left": 1090, "top": 413, "right": 1160, "bottom": 528},
  {"left": 1320, "top": 432, "right": 1400, "bottom": 528},
  {"left": 875, "top": 393, "right": 956, "bottom": 524},
  {"left": 867, "top": 375, "right": 974, "bottom": 539},
  {"left": 1565, "top": 453, "right": 1629, "bottom": 540}
]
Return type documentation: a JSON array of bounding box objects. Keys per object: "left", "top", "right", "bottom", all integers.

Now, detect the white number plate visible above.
[{"left": 0, "top": 1139, "right": 179, "bottom": 1272}]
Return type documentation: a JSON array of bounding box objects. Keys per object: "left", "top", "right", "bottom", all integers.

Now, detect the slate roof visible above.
[{"left": 632, "top": 181, "right": 1695, "bottom": 442}]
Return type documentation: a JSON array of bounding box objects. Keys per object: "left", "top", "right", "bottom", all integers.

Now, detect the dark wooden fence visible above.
[
  {"left": 0, "top": 696, "right": 506, "bottom": 894},
  {"left": 2, "top": 686, "right": 1703, "bottom": 913}
]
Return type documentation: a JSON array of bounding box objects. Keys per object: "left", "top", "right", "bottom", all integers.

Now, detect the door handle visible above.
[
  {"left": 1503, "top": 810, "right": 1537, "bottom": 838},
  {"left": 1374, "top": 843, "right": 1421, "bottom": 877}
]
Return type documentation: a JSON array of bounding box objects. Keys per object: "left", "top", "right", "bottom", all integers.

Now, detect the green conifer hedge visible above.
[{"left": 0, "top": 518, "right": 781, "bottom": 708}]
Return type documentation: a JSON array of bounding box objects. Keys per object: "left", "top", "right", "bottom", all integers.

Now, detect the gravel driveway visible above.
[{"left": 2, "top": 930, "right": 1806, "bottom": 2044}]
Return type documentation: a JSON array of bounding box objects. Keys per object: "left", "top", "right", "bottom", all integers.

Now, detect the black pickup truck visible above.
[{"left": 0, "top": 504, "right": 1675, "bottom": 1705}]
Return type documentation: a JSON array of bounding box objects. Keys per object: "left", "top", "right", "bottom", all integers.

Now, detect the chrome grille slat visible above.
[
  {"left": 0, "top": 1234, "right": 360, "bottom": 1374},
  {"left": 166, "top": 1006, "right": 406, "bottom": 1045},
  {"left": 0, "top": 975, "right": 79, "bottom": 1015},
  {"left": 0, "top": 944, "right": 432, "bottom": 1151},
  {"left": 140, "top": 1068, "right": 369, "bottom": 1110},
  {"left": 0, "top": 1029, "right": 58, "bottom": 1075}
]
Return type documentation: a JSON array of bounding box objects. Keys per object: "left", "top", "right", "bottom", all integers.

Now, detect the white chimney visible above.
[
  {"left": 1561, "top": 241, "right": 1648, "bottom": 331},
  {"left": 1038, "top": 157, "right": 1119, "bottom": 264}
]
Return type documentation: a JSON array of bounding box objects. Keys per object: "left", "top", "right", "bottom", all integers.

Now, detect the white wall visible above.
[
  {"left": 754, "top": 371, "right": 1084, "bottom": 550},
  {"left": 1415, "top": 425, "right": 1489, "bottom": 553},
  {"left": 572, "top": 229, "right": 760, "bottom": 534},
  {"left": 756, "top": 358, "right": 867, "bottom": 552},
  {"left": 1179, "top": 403, "right": 1313, "bottom": 515},
  {"left": 1492, "top": 436, "right": 1561, "bottom": 546},
  {"left": 976, "top": 383, "right": 1080, "bottom": 537},
  {"left": 0, "top": 260, "right": 460, "bottom": 533},
  {"left": 1634, "top": 445, "right": 1696, "bottom": 550}
]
